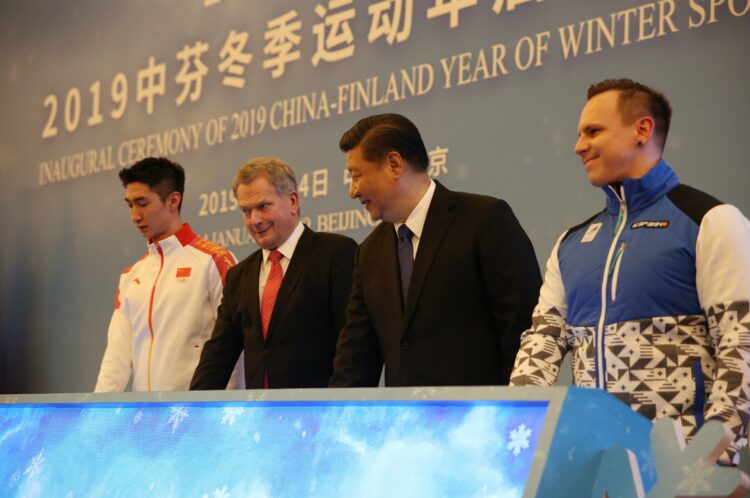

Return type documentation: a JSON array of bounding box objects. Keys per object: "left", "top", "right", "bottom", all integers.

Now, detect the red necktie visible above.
[
  {"left": 260, "top": 251, "right": 282, "bottom": 389},
  {"left": 261, "top": 250, "right": 283, "bottom": 339}
]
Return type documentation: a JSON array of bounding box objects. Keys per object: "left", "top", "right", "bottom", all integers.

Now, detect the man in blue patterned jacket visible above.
[{"left": 510, "top": 79, "right": 750, "bottom": 464}]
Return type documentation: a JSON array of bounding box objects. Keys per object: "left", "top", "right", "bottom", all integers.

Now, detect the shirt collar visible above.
[
  {"left": 262, "top": 221, "right": 304, "bottom": 264},
  {"left": 394, "top": 179, "right": 436, "bottom": 239}
]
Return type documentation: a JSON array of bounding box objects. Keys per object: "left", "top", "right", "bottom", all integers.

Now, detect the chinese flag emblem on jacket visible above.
[{"left": 176, "top": 267, "right": 192, "bottom": 283}]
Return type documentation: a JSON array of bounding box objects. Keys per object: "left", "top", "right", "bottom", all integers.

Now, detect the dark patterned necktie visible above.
[{"left": 397, "top": 224, "right": 414, "bottom": 305}]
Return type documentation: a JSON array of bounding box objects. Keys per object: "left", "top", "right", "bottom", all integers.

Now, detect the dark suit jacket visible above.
[
  {"left": 191, "top": 226, "right": 356, "bottom": 389},
  {"left": 330, "top": 182, "right": 541, "bottom": 387}
]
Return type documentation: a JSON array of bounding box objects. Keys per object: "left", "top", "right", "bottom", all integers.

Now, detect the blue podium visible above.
[{"left": 0, "top": 386, "right": 697, "bottom": 497}]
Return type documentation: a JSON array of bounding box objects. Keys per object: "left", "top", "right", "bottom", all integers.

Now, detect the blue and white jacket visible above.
[{"left": 511, "top": 161, "right": 750, "bottom": 463}]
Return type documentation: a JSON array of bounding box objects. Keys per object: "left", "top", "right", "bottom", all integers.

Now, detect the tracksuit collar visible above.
[{"left": 604, "top": 160, "right": 679, "bottom": 214}]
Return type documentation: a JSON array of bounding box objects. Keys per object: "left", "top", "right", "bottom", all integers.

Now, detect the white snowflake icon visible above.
[
  {"left": 203, "top": 485, "right": 229, "bottom": 498},
  {"left": 167, "top": 406, "right": 189, "bottom": 433},
  {"left": 221, "top": 407, "right": 245, "bottom": 426},
  {"left": 23, "top": 448, "right": 46, "bottom": 478},
  {"left": 133, "top": 410, "right": 143, "bottom": 425},
  {"left": 508, "top": 424, "right": 532, "bottom": 456},
  {"left": 677, "top": 458, "right": 715, "bottom": 494}
]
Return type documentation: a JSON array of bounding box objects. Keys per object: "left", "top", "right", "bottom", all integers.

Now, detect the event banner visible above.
[{"left": 0, "top": 0, "right": 748, "bottom": 392}]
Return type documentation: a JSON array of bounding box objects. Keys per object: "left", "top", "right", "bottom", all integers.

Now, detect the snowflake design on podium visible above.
[
  {"left": 221, "top": 407, "right": 245, "bottom": 426},
  {"left": 167, "top": 406, "right": 189, "bottom": 433},
  {"left": 677, "top": 458, "right": 715, "bottom": 495},
  {"left": 508, "top": 424, "right": 532, "bottom": 456},
  {"left": 202, "top": 485, "right": 229, "bottom": 498},
  {"left": 23, "top": 448, "right": 46, "bottom": 479},
  {"left": 592, "top": 418, "right": 749, "bottom": 497}
]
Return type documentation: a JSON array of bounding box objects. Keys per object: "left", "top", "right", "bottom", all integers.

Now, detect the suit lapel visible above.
[
  {"left": 378, "top": 224, "right": 404, "bottom": 322},
  {"left": 246, "top": 250, "right": 263, "bottom": 342},
  {"left": 403, "top": 182, "right": 456, "bottom": 333},
  {"left": 264, "top": 225, "right": 314, "bottom": 340}
]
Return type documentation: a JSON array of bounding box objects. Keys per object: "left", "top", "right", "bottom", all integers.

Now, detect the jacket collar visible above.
[
  {"left": 147, "top": 223, "right": 196, "bottom": 255},
  {"left": 604, "top": 160, "right": 679, "bottom": 214}
]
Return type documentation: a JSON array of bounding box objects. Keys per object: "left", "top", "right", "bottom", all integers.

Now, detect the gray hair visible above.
[{"left": 232, "top": 156, "right": 298, "bottom": 196}]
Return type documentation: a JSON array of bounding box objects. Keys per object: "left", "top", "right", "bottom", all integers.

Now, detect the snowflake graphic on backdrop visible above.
[
  {"left": 132, "top": 410, "right": 143, "bottom": 425},
  {"left": 203, "top": 485, "right": 230, "bottom": 498},
  {"left": 23, "top": 448, "right": 46, "bottom": 479},
  {"left": 508, "top": 424, "right": 532, "bottom": 456},
  {"left": 221, "top": 407, "right": 245, "bottom": 426},
  {"left": 167, "top": 407, "right": 189, "bottom": 433},
  {"left": 677, "top": 458, "right": 715, "bottom": 494}
]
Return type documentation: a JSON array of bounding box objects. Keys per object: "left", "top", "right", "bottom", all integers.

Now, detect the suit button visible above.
[{"left": 401, "top": 342, "right": 410, "bottom": 351}]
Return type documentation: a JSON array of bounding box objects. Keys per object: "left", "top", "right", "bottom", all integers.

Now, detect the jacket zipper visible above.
[
  {"left": 595, "top": 185, "right": 627, "bottom": 389},
  {"left": 147, "top": 242, "right": 165, "bottom": 391},
  {"left": 610, "top": 242, "right": 626, "bottom": 301}
]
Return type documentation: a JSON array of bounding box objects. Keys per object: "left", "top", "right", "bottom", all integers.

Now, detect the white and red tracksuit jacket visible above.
[{"left": 95, "top": 223, "right": 243, "bottom": 392}]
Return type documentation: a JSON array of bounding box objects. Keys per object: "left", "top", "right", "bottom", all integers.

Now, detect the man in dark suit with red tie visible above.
[
  {"left": 191, "top": 157, "right": 357, "bottom": 389},
  {"left": 329, "top": 113, "right": 542, "bottom": 387}
]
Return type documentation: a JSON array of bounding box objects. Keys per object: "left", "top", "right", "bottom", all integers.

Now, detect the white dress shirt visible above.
[
  {"left": 258, "top": 220, "right": 305, "bottom": 297},
  {"left": 394, "top": 179, "right": 436, "bottom": 258}
]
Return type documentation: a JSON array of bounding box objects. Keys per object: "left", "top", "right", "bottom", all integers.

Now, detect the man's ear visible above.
[
  {"left": 167, "top": 191, "right": 182, "bottom": 211},
  {"left": 635, "top": 115, "right": 655, "bottom": 146},
  {"left": 289, "top": 190, "right": 300, "bottom": 216},
  {"left": 385, "top": 151, "right": 405, "bottom": 180}
]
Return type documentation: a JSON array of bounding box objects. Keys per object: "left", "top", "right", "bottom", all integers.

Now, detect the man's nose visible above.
[
  {"left": 574, "top": 136, "right": 588, "bottom": 156},
  {"left": 349, "top": 182, "right": 357, "bottom": 199},
  {"left": 249, "top": 209, "right": 263, "bottom": 226}
]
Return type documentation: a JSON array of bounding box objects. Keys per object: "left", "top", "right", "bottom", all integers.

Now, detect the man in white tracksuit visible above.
[{"left": 95, "top": 156, "right": 243, "bottom": 392}]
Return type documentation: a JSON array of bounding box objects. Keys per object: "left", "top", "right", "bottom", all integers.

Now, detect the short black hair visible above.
[
  {"left": 587, "top": 78, "right": 672, "bottom": 151},
  {"left": 119, "top": 157, "right": 185, "bottom": 210},
  {"left": 339, "top": 113, "right": 429, "bottom": 171}
]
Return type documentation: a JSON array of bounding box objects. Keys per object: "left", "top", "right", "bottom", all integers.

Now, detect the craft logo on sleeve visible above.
[{"left": 176, "top": 267, "right": 192, "bottom": 283}]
